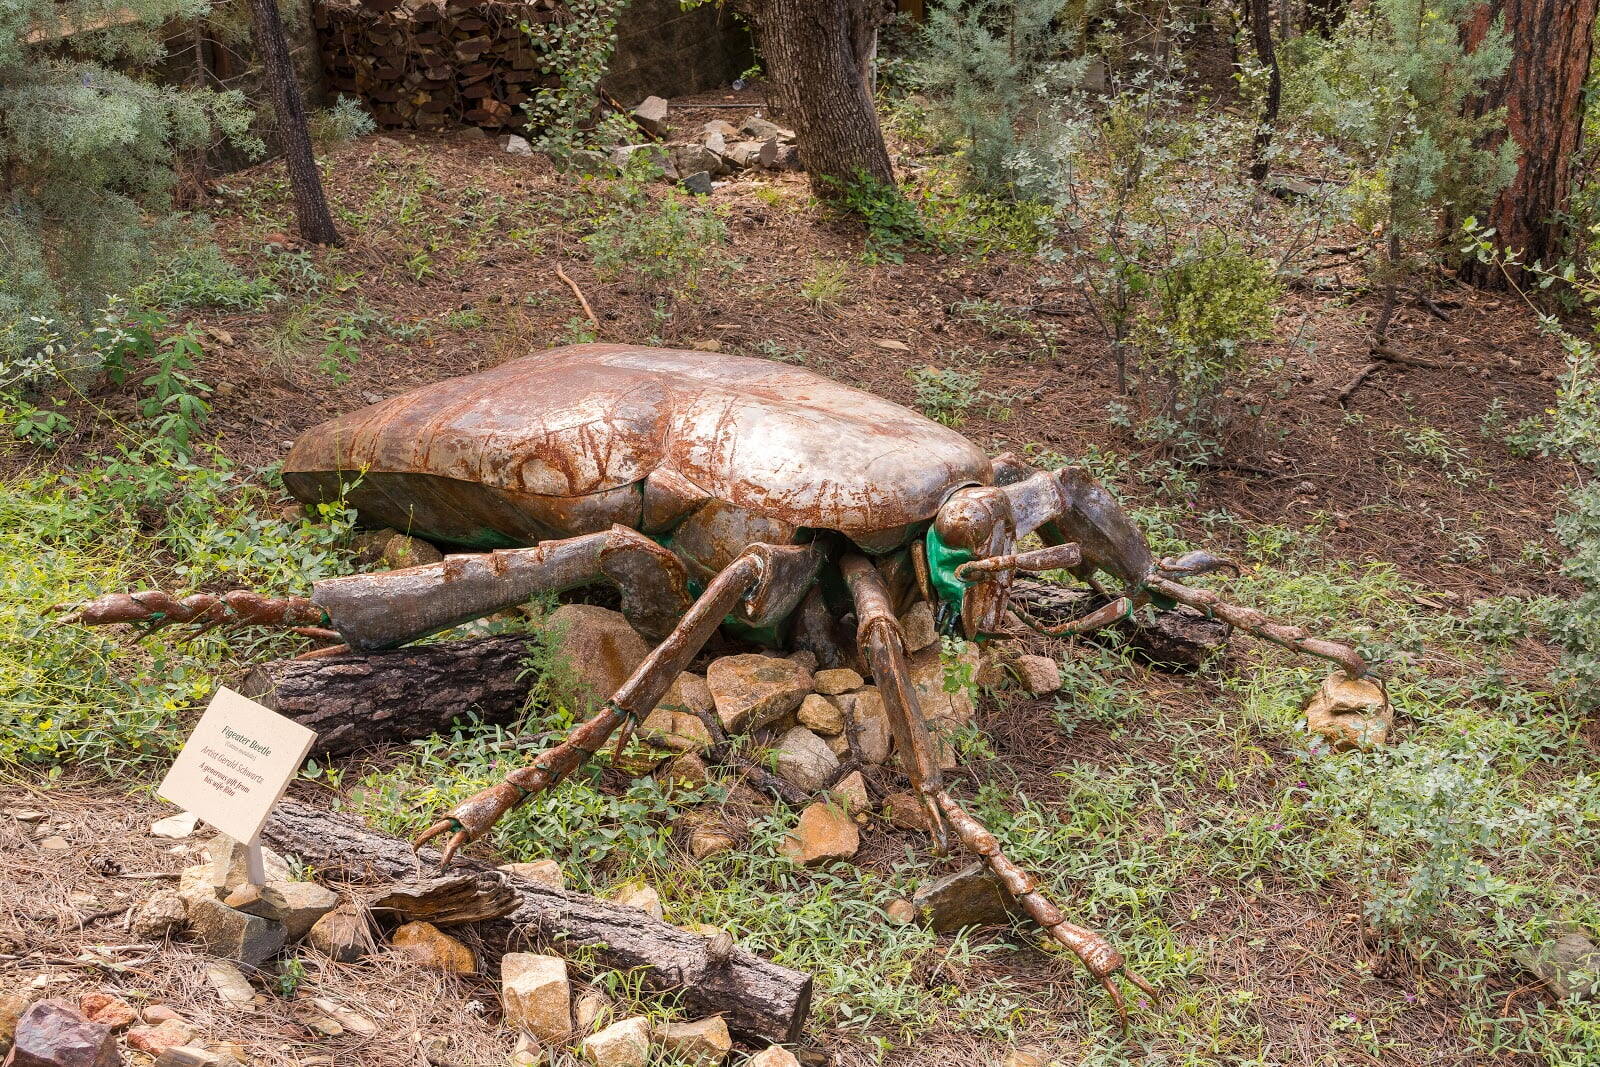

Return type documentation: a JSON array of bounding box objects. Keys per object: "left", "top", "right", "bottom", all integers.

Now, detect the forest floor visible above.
[{"left": 4, "top": 87, "right": 1597, "bottom": 1067}]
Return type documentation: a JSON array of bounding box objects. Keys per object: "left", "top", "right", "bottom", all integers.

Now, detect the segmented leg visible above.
[{"left": 52, "top": 590, "right": 325, "bottom": 632}]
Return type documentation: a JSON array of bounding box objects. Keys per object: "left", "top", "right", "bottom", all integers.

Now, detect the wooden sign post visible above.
[{"left": 158, "top": 686, "right": 317, "bottom": 887}]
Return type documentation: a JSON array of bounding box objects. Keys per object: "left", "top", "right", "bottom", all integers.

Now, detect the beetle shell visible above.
[{"left": 283, "top": 344, "right": 993, "bottom": 552}]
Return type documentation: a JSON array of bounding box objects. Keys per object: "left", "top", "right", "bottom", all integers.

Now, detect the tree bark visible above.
[
  {"left": 737, "top": 0, "right": 895, "bottom": 196},
  {"left": 1302, "top": 0, "right": 1347, "bottom": 36},
  {"left": 246, "top": 0, "right": 342, "bottom": 246},
  {"left": 1460, "top": 0, "right": 1598, "bottom": 287},
  {"left": 1246, "top": 0, "right": 1282, "bottom": 184},
  {"left": 261, "top": 798, "right": 814, "bottom": 1043},
  {"left": 239, "top": 635, "right": 540, "bottom": 756}
]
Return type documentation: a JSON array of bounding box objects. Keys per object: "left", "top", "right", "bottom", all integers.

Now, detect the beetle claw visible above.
[{"left": 413, "top": 818, "right": 458, "bottom": 854}]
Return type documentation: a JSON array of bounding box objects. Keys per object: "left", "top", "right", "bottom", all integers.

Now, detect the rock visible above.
[
  {"left": 203, "top": 963, "right": 256, "bottom": 1007},
  {"left": 707, "top": 654, "right": 811, "bottom": 734},
  {"left": 39, "top": 836, "right": 69, "bottom": 850},
  {"left": 828, "top": 771, "right": 870, "bottom": 815},
  {"left": 780, "top": 802, "right": 859, "bottom": 866},
  {"left": 7, "top": 1001, "right": 118, "bottom": 1067},
  {"left": 661, "top": 750, "right": 712, "bottom": 789},
  {"left": 740, "top": 116, "right": 783, "bottom": 140},
  {"left": 552, "top": 149, "right": 619, "bottom": 177},
  {"left": 573, "top": 990, "right": 613, "bottom": 1034},
  {"left": 639, "top": 708, "right": 714, "bottom": 752},
  {"left": 152, "top": 1049, "right": 237, "bottom": 1067},
  {"left": 510, "top": 1032, "right": 546, "bottom": 1067},
  {"left": 1002, "top": 1050, "right": 1051, "bottom": 1067},
  {"left": 1517, "top": 923, "right": 1600, "bottom": 999},
  {"left": 844, "top": 688, "right": 892, "bottom": 764},
  {"left": 882, "top": 793, "right": 930, "bottom": 832},
  {"left": 812, "top": 668, "right": 862, "bottom": 696},
  {"left": 501, "top": 134, "right": 534, "bottom": 156},
  {"left": 1014, "top": 655, "right": 1061, "bottom": 696},
  {"left": 771, "top": 727, "right": 839, "bottom": 793},
  {"left": 500, "top": 953, "right": 571, "bottom": 1043},
  {"left": 975, "top": 650, "right": 1009, "bottom": 687},
  {"left": 909, "top": 645, "right": 979, "bottom": 726},
  {"left": 912, "top": 863, "right": 1017, "bottom": 932},
  {"left": 1303, "top": 673, "right": 1393, "bottom": 751},
  {"left": 579, "top": 1016, "right": 650, "bottom": 1067},
  {"left": 499, "top": 859, "right": 565, "bottom": 889},
  {"left": 690, "top": 339, "right": 724, "bottom": 353},
  {"left": 631, "top": 95, "right": 669, "bottom": 137},
  {"left": 770, "top": 143, "right": 801, "bottom": 170},
  {"left": 127, "top": 1019, "right": 194, "bottom": 1056},
  {"left": 747, "top": 1048, "right": 801, "bottom": 1067},
  {"left": 307, "top": 998, "right": 376, "bottom": 1035},
  {"left": 823, "top": 732, "right": 851, "bottom": 758},
  {"left": 795, "top": 694, "right": 844, "bottom": 736},
  {"left": 381, "top": 533, "right": 443, "bottom": 569},
  {"left": 176, "top": 866, "right": 223, "bottom": 912},
  {"left": 391, "top": 921, "right": 476, "bottom": 974},
  {"left": 654, "top": 1016, "right": 731, "bottom": 1066},
  {"left": 668, "top": 143, "right": 726, "bottom": 178},
  {"left": 1, "top": 992, "right": 34, "bottom": 1055},
  {"left": 899, "top": 602, "right": 938, "bottom": 653},
  {"left": 611, "top": 143, "right": 668, "bottom": 171},
  {"left": 704, "top": 131, "right": 728, "bottom": 156},
  {"left": 140, "top": 1007, "right": 181, "bottom": 1025},
  {"left": 130, "top": 890, "right": 188, "bottom": 941},
  {"left": 305, "top": 902, "right": 373, "bottom": 963},
  {"left": 687, "top": 822, "right": 739, "bottom": 860},
  {"left": 149, "top": 812, "right": 199, "bottom": 839},
  {"left": 546, "top": 604, "right": 650, "bottom": 711},
  {"left": 202, "top": 836, "right": 291, "bottom": 891},
  {"left": 186, "top": 898, "right": 287, "bottom": 968},
  {"left": 702, "top": 120, "right": 739, "bottom": 140},
  {"left": 290, "top": 1001, "right": 345, "bottom": 1038},
  {"left": 226, "top": 881, "right": 338, "bottom": 942},
  {"left": 722, "top": 140, "right": 765, "bottom": 168},
  {"left": 680, "top": 171, "right": 714, "bottom": 196},
  {"left": 76, "top": 996, "right": 135, "bottom": 1029},
  {"left": 610, "top": 884, "right": 663, "bottom": 921}
]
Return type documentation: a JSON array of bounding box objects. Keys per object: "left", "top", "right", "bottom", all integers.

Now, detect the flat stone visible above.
[
  {"left": 844, "top": 688, "right": 892, "bottom": 764},
  {"left": 152, "top": 1048, "right": 237, "bottom": 1067},
  {"left": 1002, "top": 1049, "right": 1052, "bottom": 1067},
  {"left": 499, "top": 859, "right": 565, "bottom": 889},
  {"left": 828, "top": 771, "right": 870, "bottom": 815},
  {"left": 579, "top": 1016, "right": 650, "bottom": 1067},
  {"left": 813, "top": 668, "right": 863, "bottom": 696},
  {"left": 610, "top": 885, "right": 663, "bottom": 921},
  {"left": 688, "top": 824, "right": 738, "bottom": 860},
  {"left": 308, "top": 998, "right": 376, "bottom": 1035},
  {"left": 501, "top": 953, "right": 571, "bottom": 1043},
  {"left": 708, "top": 654, "right": 811, "bottom": 734},
  {"left": 1014, "top": 654, "right": 1061, "bottom": 695},
  {"left": 546, "top": 605, "right": 650, "bottom": 712},
  {"left": 306, "top": 902, "right": 373, "bottom": 963},
  {"left": 740, "top": 116, "right": 783, "bottom": 140},
  {"left": 631, "top": 95, "right": 669, "bottom": 136},
  {"left": 772, "top": 727, "right": 839, "bottom": 793},
  {"left": 186, "top": 898, "right": 286, "bottom": 968},
  {"left": 127, "top": 1019, "right": 193, "bottom": 1056},
  {"left": 130, "top": 890, "right": 188, "bottom": 941},
  {"left": 149, "top": 812, "right": 199, "bottom": 839},
  {"left": 8, "top": 1000, "right": 118, "bottom": 1067},
  {"left": 796, "top": 694, "right": 844, "bottom": 736},
  {"left": 883, "top": 793, "right": 930, "bottom": 832},
  {"left": 912, "top": 863, "right": 1017, "bottom": 932},
  {"left": 747, "top": 1048, "right": 800, "bottom": 1067},
  {"left": 654, "top": 1016, "right": 731, "bottom": 1066},
  {"left": 1517, "top": 923, "right": 1600, "bottom": 999},
  {"left": 702, "top": 120, "right": 739, "bottom": 140},
  {"left": 1303, "top": 673, "right": 1393, "bottom": 751},
  {"left": 39, "top": 836, "right": 69, "bottom": 850},
  {"left": 227, "top": 880, "right": 338, "bottom": 942},
  {"left": 76, "top": 996, "right": 135, "bottom": 1029},
  {"left": 203, "top": 963, "right": 256, "bottom": 1007},
  {"left": 680, "top": 171, "right": 713, "bottom": 196},
  {"left": 392, "top": 921, "right": 476, "bottom": 973},
  {"left": 780, "top": 802, "right": 859, "bottom": 866},
  {"left": 899, "top": 602, "right": 938, "bottom": 652},
  {"left": 909, "top": 644, "right": 980, "bottom": 726},
  {"left": 501, "top": 133, "right": 534, "bottom": 156},
  {"left": 140, "top": 1007, "right": 181, "bottom": 1025}
]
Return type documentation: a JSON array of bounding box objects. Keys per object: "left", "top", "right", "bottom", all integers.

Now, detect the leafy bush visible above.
[
  {"left": 308, "top": 95, "right": 376, "bottom": 147},
  {"left": 131, "top": 244, "right": 282, "bottom": 313},
  {"left": 519, "top": 0, "right": 632, "bottom": 160},
  {"left": 583, "top": 171, "right": 731, "bottom": 314}
]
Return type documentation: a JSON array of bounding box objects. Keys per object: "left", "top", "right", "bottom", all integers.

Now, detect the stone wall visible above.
[{"left": 602, "top": 0, "right": 753, "bottom": 106}]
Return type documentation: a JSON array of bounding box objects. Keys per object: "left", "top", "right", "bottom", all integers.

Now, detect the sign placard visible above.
[{"left": 157, "top": 686, "right": 317, "bottom": 845}]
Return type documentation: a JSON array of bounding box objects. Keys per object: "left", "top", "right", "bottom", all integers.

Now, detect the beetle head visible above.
[
  {"left": 929, "top": 486, "right": 1016, "bottom": 639},
  {"left": 1043, "top": 467, "right": 1155, "bottom": 588}
]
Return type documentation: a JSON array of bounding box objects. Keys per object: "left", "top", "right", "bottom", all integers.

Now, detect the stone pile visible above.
[{"left": 612, "top": 98, "right": 802, "bottom": 193}]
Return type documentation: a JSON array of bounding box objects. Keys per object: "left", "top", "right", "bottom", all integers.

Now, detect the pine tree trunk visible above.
[
  {"left": 1247, "top": 0, "right": 1281, "bottom": 184},
  {"left": 247, "top": 0, "right": 342, "bottom": 246},
  {"left": 1302, "top": 0, "right": 1347, "bottom": 36},
  {"left": 738, "top": 0, "right": 895, "bottom": 197},
  {"left": 1460, "top": 0, "right": 1598, "bottom": 287}
]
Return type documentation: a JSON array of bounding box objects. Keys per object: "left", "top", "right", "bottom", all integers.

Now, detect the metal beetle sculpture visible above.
[{"left": 66, "top": 344, "right": 1379, "bottom": 1021}]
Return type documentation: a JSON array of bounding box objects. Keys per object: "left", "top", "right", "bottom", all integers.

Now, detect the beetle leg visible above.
[{"left": 414, "top": 542, "right": 815, "bottom": 867}]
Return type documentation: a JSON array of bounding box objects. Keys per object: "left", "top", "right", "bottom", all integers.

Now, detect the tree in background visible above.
[
  {"left": 246, "top": 0, "right": 341, "bottom": 246},
  {"left": 0, "top": 0, "right": 258, "bottom": 350},
  {"left": 1459, "top": 0, "right": 1600, "bottom": 286}
]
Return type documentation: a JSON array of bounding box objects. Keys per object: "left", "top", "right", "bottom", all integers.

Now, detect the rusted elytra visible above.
[{"left": 63, "top": 345, "right": 1382, "bottom": 1026}]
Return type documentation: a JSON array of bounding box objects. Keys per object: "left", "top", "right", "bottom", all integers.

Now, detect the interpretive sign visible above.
[{"left": 157, "top": 686, "right": 317, "bottom": 845}]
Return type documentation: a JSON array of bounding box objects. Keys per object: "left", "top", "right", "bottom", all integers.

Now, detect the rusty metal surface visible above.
[{"left": 284, "top": 345, "right": 992, "bottom": 544}]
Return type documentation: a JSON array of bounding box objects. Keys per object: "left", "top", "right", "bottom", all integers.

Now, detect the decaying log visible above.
[
  {"left": 1010, "top": 579, "right": 1231, "bottom": 670},
  {"left": 239, "top": 635, "right": 540, "bottom": 755},
  {"left": 262, "top": 798, "right": 814, "bottom": 1043}
]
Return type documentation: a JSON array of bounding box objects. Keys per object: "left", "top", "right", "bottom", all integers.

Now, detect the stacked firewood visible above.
[{"left": 313, "top": 0, "right": 564, "bottom": 130}]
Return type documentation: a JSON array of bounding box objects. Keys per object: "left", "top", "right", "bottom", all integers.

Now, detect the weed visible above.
[
  {"left": 799, "top": 260, "right": 849, "bottom": 309},
  {"left": 307, "top": 96, "right": 375, "bottom": 147},
  {"left": 747, "top": 339, "right": 808, "bottom": 365},
  {"left": 909, "top": 365, "right": 980, "bottom": 426},
  {"left": 132, "top": 244, "right": 281, "bottom": 313},
  {"left": 583, "top": 172, "right": 732, "bottom": 314}
]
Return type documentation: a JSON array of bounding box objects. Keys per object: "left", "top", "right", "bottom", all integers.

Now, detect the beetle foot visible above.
[
  {"left": 1046, "top": 919, "right": 1158, "bottom": 1030},
  {"left": 413, "top": 782, "right": 525, "bottom": 867}
]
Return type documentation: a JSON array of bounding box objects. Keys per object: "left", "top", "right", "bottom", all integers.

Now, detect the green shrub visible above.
[
  {"left": 308, "top": 95, "right": 375, "bottom": 147},
  {"left": 583, "top": 172, "right": 731, "bottom": 313},
  {"left": 132, "top": 243, "right": 282, "bottom": 313}
]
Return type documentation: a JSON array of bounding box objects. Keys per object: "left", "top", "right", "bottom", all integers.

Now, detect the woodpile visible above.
[{"left": 313, "top": 0, "right": 566, "bottom": 130}]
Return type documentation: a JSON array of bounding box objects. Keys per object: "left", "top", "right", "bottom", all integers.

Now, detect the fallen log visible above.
[
  {"left": 239, "top": 635, "right": 540, "bottom": 756},
  {"left": 262, "top": 798, "right": 813, "bottom": 1043},
  {"left": 1010, "top": 579, "right": 1230, "bottom": 670}
]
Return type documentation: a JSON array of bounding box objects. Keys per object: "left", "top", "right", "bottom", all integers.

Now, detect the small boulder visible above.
[
  {"left": 828, "top": 771, "right": 870, "bottom": 815},
  {"left": 771, "top": 727, "right": 839, "bottom": 793},
  {"left": 610, "top": 884, "right": 663, "bottom": 921},
  {"left": 885, "top": 899, "right": 916, "bottom": 925},
  {"left": 574, "top": 989, "right": 613, "bottom": 1034},
  {"left": 1, "top": 992, "right": 35, "bottom": 1056},
  {"left": 130, "top": 890, "right": 188, "bottom": 941},
  {"left": 780, "top": 802, "right": 859, "bottom": 866},
  {"left": 501, "top": 953, "right": 571, "bottom": 1044},
  {"left": 1303, "top": 673, "right": 1393, "bottom": 751},
  {"left": 909, "top": 645, "right": 979, "bottom": 726},
  {"left": 882, "top": 793, "right": 930, "bottom": 832},
  {"left": 770, "top": 143, "right": 801, "bottom": 170},
  {"left": 631, "top": 95, "right": 669, "bottom": 137},
  {"left": 547, "top": 605, "right": 651, "bottom": 712},
  {"left": 844, "top": 688, "right": 893, "bottom": 764},
  {"left": 499, "top": 859, "right": 565, "bottom": 889},
  {"left": 226, "top": 880, "right": 338, "bottom": 941},
  {"left": 581, "top": 1016, "right": 651, "bottom": 1067},
  {"left": 1014, "top": 655, "right": 1061, "bottom": 696},
  {"left": 661, "top": 751, "right": 711, "bottom": 789},
  {"left": 740, "top": 116, "right": 783, "bottom": 140},
  {"left": 702, "top": 120, "right": 739, "bottom": 140},
  {"left": 203, "top": 963, "right": 256, "bottom": 1007},
  {"left": 688, "top": 826, "right": 739, "bottom": 860},
  {"left": 680, "top": 171, "right": 714, "bottom": 196},
  {"left": 501, "top": 134, "right": 534, "bottom": 156},
  {"left": 306, "top": 902, "right": 373, "bottom": 963},
  {"left": 141, "top": 1007, "right": 181, "bottom": 1025},
  {"left": 176, "top": 865, "right": 223, "bottom": 912},
  {"left": 639, "top": 709, "right": 714, "bottom": 752},
  {"left": 1517, "top": 923, "right": 1600, "bottom": 999},
  {"left": 707, "top": 654, "right": 811, "bottom": 734},
  {"left": 654, "top": 1016, "right": 731, "bottom": 1066},
  {"left": 510, "top": 1032, "right": 545, "bottom": 1067},
  {"left": 668, "top": 143, "right": 725, "bottom": 178},
  {"left": 8, "top": 1000, "right": 118, "bottom": 1067},
  {"left": 391, "top": 921, "right": 476, "bottom": 974},
  {"left": 796, "top": 694, "right": 844, "bottom": 736},
  {"left": 201, "top": 836, "right": 291, "bottom": 891},
  {"left": 76, "top": 996, "right": 135, "bottom": 1030},
  {"left": 186, "top": 898, "right": 286, "bottom": 969},
  {"left": 813, "top": 668, "right": 863, "bottom": 696},
  {"left": 912, "top": 863, "right": 1017, "bottom": 932},
  {"left": 126, "top": 1019, "right": 193, "bottom": 1056},
  {"left": 747, "top": 1048, "right": 801, "bottom": 1067},
  {"left": 899, "top": 602, "right": 938, "bottom": 652}
]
